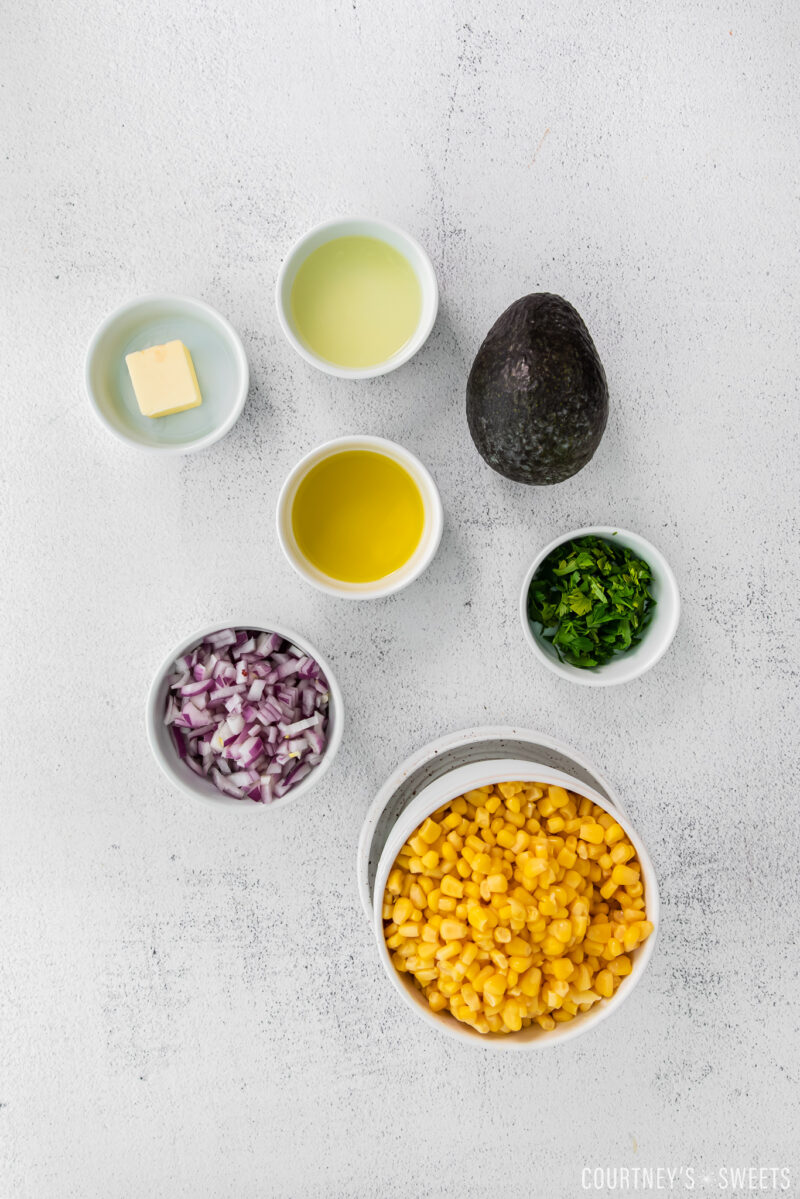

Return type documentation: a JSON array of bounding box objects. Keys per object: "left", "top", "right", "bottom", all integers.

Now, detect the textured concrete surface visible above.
[{"left": 2, "top": 2, "right": 799, "bottom": 1196}]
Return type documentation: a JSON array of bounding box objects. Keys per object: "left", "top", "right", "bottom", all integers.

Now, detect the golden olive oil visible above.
[
  {"left": 290, "top": 236, "right": 421, "bottom": 368},
  {"left": 291, "top": 450, "right": 425, "bottom": 583}
]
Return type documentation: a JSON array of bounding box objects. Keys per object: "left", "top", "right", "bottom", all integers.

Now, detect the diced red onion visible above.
[{"left": 165, "top": 628, "right": 330, "bottom": 803}]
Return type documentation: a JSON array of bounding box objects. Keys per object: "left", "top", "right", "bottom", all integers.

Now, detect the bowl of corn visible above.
[{"left": 374, "top": 759, "right": 658, "bottom": 1047}]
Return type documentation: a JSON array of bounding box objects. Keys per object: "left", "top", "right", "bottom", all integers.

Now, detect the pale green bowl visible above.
[{"left": 84, "top": 294, "right": 249, "bottom": 452}]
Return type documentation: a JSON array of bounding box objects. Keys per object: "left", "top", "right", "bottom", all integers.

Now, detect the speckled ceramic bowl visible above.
[{"left": 372, "top": 758, "right": 659, "bottom": 1049}]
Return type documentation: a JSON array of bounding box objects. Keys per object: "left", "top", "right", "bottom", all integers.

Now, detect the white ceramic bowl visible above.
[
  {"left": 276, "top": 435, "right": 444, "bottom": 600},
  {"left": 85, "top": 294, "right": 249, "bottom": 452},
  {"left": 145, "top": 621, "right": 343, "bottom": 809},
  {"left": 373, "top": 759, "right": 659, "bottom": 1049},
  {"left": 520, "top": 526, "right": 681, "bottom": 687},
  {"left": 275, "top": 217, "right": 438, "bottom": 379}
]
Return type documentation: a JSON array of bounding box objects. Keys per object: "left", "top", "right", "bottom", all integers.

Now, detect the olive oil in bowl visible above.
[
  {"left": 291, "top": 450, "right": 425, "bottom": 584},
  {"left": 290, "top": 236, "right": 422, "bottom": 369}
]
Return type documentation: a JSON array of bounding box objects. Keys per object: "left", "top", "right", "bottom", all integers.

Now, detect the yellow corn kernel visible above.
[
  {"left": 626, "top": 881, "right": 644, "bottom": 898},
  {"left": 418, "top": 817, "right": 442, "bottom": 845},
  {"left": 503, "top": 999, "right": 522, "bottom": 1031},
  {"left": 441, "top": 876, "right": 463, "bottom": 900},
  {"left": 600, "top": 880, "right": 618, "bottom": 900},
  {"left": 456, "top": 859, "right": 471, "bottom": 879},
  {"left": 486, "top": 873, "right": 508, "bottom": 893},
  {"left": 436, "top": 941, "right": 461, "bottom": 962},
  {"left": 490, "top": 949, "right": 509, "bottom": 971},
  {"left": 623, "top": 924, "right": 642, "bottom": 952},
  {"left": 408, "top": 857, "right": 424, "bottom": 874},
  {"left": 536, "top": 1014, "right": 556, "bottom": 1031},
  {"left": 546, "top": 816, "right": 565, "bottom": 833},
  {"left": 396, "top": 922, "right": 419, "bottom": 938},
  {"left": 550, "top": 957, "right": 574, "bottom": 980},
  {"left": 638, "top": 920, "right": 654, "bottom": 940},
  {"left": 557, "top": 847, "right": 577, "bottom": 869},
  {"left": 417, "top": 941, "right": 439, "bottom": 960},
  {"left": 573, "top": 963, "right": 592, "bottom": 992},
  {"left": 467, "top": 905, "right": 495, "bottom": 933},
  {"left": 409, "top": 883, "right": 427, "bottom": 910},
  {"left": 485, "top": 794, "right": 502, "bottom": 814},
  {"left": 508, "top": 955, "right": 531, "bottom": 974},
  {"left": 483, "top": 972, "right": 507, "bottom": 1000},
  {"left": 440, "top": 841, "right": 458, "bottom": 863},
  {"left": 610, "top": 954, "right": 632, "bottom": 976},
  {"left": 579, "top": 822, "right": 604, "bottom": 844},
  {"left": 460, "top": 942, "right": 478, "bottom": 967},
  {"left": 605, "top": 822, "right": 625, "bottom": 845},
  {"left": 611, "top": 843, "right": 635, "bottom": 864},
  {"left": 549, "top": 919, "right": 572, "bottom": 943},
  {"left": 497, "top": 829, "right": 516, "bottom": 849},
  {"left": 440, "top": 919, "right": 468, "bottom": 941},
  {"left": 519, "top": 965, "right": 542, "bottom": 996},
  {"left": 386, "top": 868, "right": 404, "bottom": 895},
  {"left": 611, "top": 864, "right": 639, "bottom": 886},
  {"left": 414, "top": 968, "right": 439, "bottom": 985},
  {"left": 419, "top": 849, "right": 438, "bottom": 871},
  {"left": 472, "top": 852, "right": 493, "bottom": 875},
  {"left": 392, "top": 897, "right": 413, "bottom": 925},
  {"left": 494, "top": 926, "right": 512, "bottom": 944},
  {"left": 427, "top": 989, "right": 447, "bottom": 1011},
  {"left": 461, "top": 983, "right": 481, "bottom": 1011}
]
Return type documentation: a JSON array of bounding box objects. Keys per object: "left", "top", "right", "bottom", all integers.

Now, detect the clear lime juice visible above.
[{"left": 290, "top": 236, "right": 422, "bottom": 368}]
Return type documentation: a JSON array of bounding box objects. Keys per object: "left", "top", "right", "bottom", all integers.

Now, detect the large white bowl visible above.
[
  {"left": 520, "top": 526, "right": 681, "bottom": 687},
  {"left": 373, "top": 759, "right": 659, "bottom": 1049},
  {"left": 145, "top": 621, "right": 344, "bottom": 810},
  {"left": 85, "top": 294, "right": 249, "bottom": 453},
  {"left": 275, "top": 216, "right": 438, "bottom": 379},
  {"left": 276, "top": 435, "right": 444, "bottom": 600}
]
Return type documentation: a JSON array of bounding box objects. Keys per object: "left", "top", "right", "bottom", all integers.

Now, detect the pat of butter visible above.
[{"left": 125, "top": 340, "right": 203, "bottom": 418}]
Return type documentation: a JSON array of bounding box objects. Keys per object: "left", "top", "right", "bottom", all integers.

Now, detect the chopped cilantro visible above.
[{"left": 528, "top": 535, "right": 656, "bottom": 668}]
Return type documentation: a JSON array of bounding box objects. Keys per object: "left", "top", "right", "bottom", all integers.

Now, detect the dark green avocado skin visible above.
[{"left": 466, "top": 294, "right": 609, "bottom": 485}]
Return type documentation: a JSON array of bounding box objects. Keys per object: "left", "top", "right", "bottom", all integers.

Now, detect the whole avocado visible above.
[{"left": 466, "top": 293, "right": 609, "bottom": 485}]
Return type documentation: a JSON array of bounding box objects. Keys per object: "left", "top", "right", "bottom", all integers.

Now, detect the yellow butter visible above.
[{"left": 125, "top": 340, "right": 202, "bottom": 418}]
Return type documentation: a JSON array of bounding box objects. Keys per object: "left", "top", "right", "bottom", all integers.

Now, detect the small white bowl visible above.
[
  {"left": 275, "top": 217, "right": 438, "bottom": 379},
  {"left": 373, "top": 759, "right": 659, "bottom": 1049},
  {"left": 85, "top": 294, "right": 249, "bottom": 453},
  {"left": 145, "top": 621, "right": 343, "bottom": 809},
  {"left": 276, "top": 435, "right": 444, "bottom": 600},
  {"left": 520, "top": 526, "right": 681, "bottom": 687}
]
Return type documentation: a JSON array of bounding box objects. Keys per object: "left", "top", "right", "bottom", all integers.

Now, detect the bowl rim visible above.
[
  {"left": 145, "top": 619, "right": 344, "bottom": 810},
  {"left": 372, "top": 758, "right": 660, "bottom": 1049},
  {"left": 274, "top": 216, "right": 439, "bottom": 379},
  {"left": 275, "top": 434, "right": 444, "bottom": 600},
  {"left": 519, "top": 525, "right": 681, "bottom": 687},
  {"left": 84, "top": 292, "right": 250, "bottom": 454}
]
